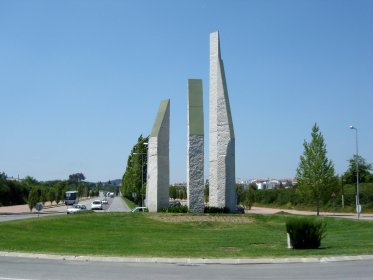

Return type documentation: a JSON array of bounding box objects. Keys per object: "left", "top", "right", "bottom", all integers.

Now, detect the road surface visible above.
[
  {"left": 0, "top": 195, "right": 130, "bottom": 223},
  {"left": 0, "top": 256, "right": 372, "bottom": 280}
]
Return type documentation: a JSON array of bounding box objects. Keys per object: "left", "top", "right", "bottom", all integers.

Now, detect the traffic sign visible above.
[{"left": 35, "top": 203, "right": 43, "bottom": 212}]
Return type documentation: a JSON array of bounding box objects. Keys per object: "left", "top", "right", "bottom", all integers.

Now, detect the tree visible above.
[
  {"left": 40, "top": 187, "right": 48, "bottom": 205},
  {"left": 122, "top": 135, "right": 149, "bottom": 203},
  {"left": 22, "top": 176, "right": 38, "bottom": 186},
  {"left": 344, "top": 155, "right": 373, "bottom": 184},
  {"left": 242, "top": 187, "right": 256, "bottom": 210},
  {"left": 28, "top": 186, "right": 40, "bottom": 212},
  {"left": 296, "top": 123, "right": 337, "bottom": 216},
  {"left": 169, "top": 185, "right": 177, "bottom": 200},
  {"left": 47, "top": 187, "right": 56, "bottom": 205},
  {"left": 69, "top": 173, "right": 85, "bottom": 182}
]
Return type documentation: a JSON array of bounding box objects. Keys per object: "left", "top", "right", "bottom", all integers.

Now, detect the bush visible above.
[
  {"left": 286, "top": 217, "right": 327, "bottom": 249},
  {"left": 160, "top": 205, "right": 188, "bottom": 213},
  {"left": 204, "top": 206, "right": 230, "bottom": 214}
]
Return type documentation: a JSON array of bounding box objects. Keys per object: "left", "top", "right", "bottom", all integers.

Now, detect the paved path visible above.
[{"left": 247, "top": 206, "right": 373, "bottom": 221}]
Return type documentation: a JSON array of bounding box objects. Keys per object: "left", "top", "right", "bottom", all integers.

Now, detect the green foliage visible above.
[
  {"left": 169, "top": 185, "right": 187, "bottom": 200},
  {"left": 22, "top": 176, "right": 39, "bottom": 186},
  {"left": 286, "top": 217, "right": 327, "bottom": 249},
  {"left": 47, "top": 187, "right": 56, "bottom": 205},
  {"left": 344, "top": 155, "right": 373, "bottom": 184},
  {"left": 253, "top": 182, "right": 373, "bottom": 213},
  {"left": 296, "top": 123, "right": 337, "bottom": 215},
  {"left": 68, "top": 173, "right": 86, "bottom": 182},
  {"left": 0, "top": 176, "right": 29, "bottom": 206},
  {"left": 28, "top": 186, "right": 40, "bottom": 211},
  {"left": 204, "top": 206, "right": 230, "bottom": 213},
  {"left": 39, "top": 187, "right": 48, "bottom": 205},
  {"left": 237, "top": 184, "right": 256, "bottom": 210},
  {"left": 241, "top": 187, "right": 256, "bottom": 210},
  {"left": 0, "top": 173, "right": 99, "bottom": 207},
  {"left": 161, "top": 205, "right": 188, "bottom": 213},
  {"left": 122, "top": 135, "right": 149, "bottom": 205}
]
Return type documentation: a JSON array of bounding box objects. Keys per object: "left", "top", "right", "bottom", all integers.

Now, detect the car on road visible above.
[
  {"left": 131, "top": 207, "right": 148, "bottom": 213},
  {"left": 101, "top": 199, "right": 108, "bottom": 205},
  {"left": 66, "top": 204, "right": 87, "bottom": 214},
  {"left": 91, "top": 200, "right": 103, "bottom": 210}
]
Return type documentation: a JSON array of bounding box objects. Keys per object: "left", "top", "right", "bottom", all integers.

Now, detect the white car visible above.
[
  {"left": 91, "top": 200, "right": 103, "bottom": 210},
  {"left": 101, "top": 199, "right": 108, "bottom": 205},
  {"left": 67, "top": 204, "right": 87, "bottom": 214}
]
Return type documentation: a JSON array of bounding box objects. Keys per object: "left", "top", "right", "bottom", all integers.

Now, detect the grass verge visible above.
[{"left": 0, "top": 213, "right": 372, "bottom": 258}]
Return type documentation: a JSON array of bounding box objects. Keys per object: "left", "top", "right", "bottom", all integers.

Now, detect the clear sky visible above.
[{"left": 1, "top": 0, "right": 372, "bottom": 183}]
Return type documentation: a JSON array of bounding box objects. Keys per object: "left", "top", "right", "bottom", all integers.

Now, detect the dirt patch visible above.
[{"left": 148, "top": 214, "right": 253, "bottom": 223}]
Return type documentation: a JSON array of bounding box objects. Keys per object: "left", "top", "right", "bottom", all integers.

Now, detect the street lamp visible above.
[
  {"left": 133, "top": 142, "right": 148, "bottom": 206},
  {"left": 349, "top": 125, "right": 360, "bottom": 220}
]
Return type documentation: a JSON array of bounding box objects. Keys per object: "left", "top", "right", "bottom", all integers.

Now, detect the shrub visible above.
[
  {"left": 160, "top": 205, "right": 188, "bottom": 213},
  {"left": 286, "top": 217, "right": 327, "bottom": 249}
]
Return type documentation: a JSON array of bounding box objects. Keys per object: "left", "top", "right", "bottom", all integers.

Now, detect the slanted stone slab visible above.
[
  {"left": 187, "top": 79, "right": 204, "bottom": 213},
  {"left": 146, "top": 99, "right": 170, "bottom": 212},
  {"left": 209, "top": 31, "right": 236, "bottom": 211}
]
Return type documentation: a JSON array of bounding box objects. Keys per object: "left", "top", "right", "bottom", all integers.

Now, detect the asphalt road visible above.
[
  {"left": 0, "top": 196, "right": 131, "bottom": 223},
  {"left": 0, "top": 256, "right": 372, "bottom": 280}
]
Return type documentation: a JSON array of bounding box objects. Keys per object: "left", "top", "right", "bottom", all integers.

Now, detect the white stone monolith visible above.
[
  {"left": 209, "top": 31, "right": 236, "bottom": 212},
  {"left": 187, "top": 79, "right": 204, "bottom": 213},
  {"left": 146, "top": 99, "right": 170, "bottom": 212}
]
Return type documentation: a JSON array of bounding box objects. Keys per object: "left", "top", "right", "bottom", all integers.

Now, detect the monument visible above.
[
  {"left": 146, "top": 99, "right": 170, "bottom": 212},
  {"left": 187, "top": 79, "right": 204, "bottom": 213},
  {"left": 209, "top": 31, "right": 236, "bottom": 211}
]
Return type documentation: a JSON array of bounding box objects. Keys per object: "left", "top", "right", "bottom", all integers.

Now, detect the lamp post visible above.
[
  {"left": 134, "top": 142, "right": 148, "bottom": 207},
  {"left": 349, "top": 125, "right": 360, "bottom": 220}
]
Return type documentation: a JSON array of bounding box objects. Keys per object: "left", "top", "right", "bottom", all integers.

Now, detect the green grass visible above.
[{"left": 0, "top": 213, "right": 372, "bottom": 258}]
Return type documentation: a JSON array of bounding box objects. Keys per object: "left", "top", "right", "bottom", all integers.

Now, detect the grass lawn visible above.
[{"left": 0, "top": 213, "right": 372, "bottom": 258}]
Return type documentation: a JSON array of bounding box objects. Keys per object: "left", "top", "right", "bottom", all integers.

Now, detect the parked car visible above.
[
  {"left": 66, "top": 204, "right": 87, "bottom": 214},
  {"left": 169, "top": 200, "right": 181, "bottom": 207},
  {"left": 131, "top": 207, "right": 148, "bottom": 213},
  {"left": 91, "top": 200, "right": 103, "bottom": 210}
]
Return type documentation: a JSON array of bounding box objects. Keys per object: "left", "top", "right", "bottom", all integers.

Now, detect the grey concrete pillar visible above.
[
  {"left": 187, "top": 79, "right": 204, "bottom": 213},
  {"left": 146, "top": 99, "right": 170, "bottom": 212},
  {"left": 209, "top": 31, "right": 236, "bottom": 212}
]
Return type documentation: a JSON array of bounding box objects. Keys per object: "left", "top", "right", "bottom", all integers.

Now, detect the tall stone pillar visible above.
[
  {"left": 209, "top": 31, "right": 236, "bottom": 211},
  {"left": 146, "top": 99, "right": 170, "bottom": 212},
  {"left": 187, "top": 79, "right": 204, "bottom": 213}
]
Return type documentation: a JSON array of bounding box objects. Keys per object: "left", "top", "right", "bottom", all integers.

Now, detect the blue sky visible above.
[{"left": 1, "top": 0, "right": 372, "bottom": 183}]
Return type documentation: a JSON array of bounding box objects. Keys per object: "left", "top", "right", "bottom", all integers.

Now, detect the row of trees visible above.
[
  {"left": 0, "top": 172, "right": 101, "bottom": 210},
  {"left": 0, "top": 173, "right": 29, "bottom": 206},
  {"left": 121, "top": 135, "right": 148, "bottom": 205},
  {"left": 26, "top": 175, "right": 101, "bottom": 211}
]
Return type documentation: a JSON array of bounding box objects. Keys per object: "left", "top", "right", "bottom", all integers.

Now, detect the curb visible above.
[{"left": 1, "top": 251, "right": 373, "bottom": 265}]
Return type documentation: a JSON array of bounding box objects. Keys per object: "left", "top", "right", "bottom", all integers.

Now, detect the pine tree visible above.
[{"left": 296, "top": 123, "right": 336, "bottom": 215}]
